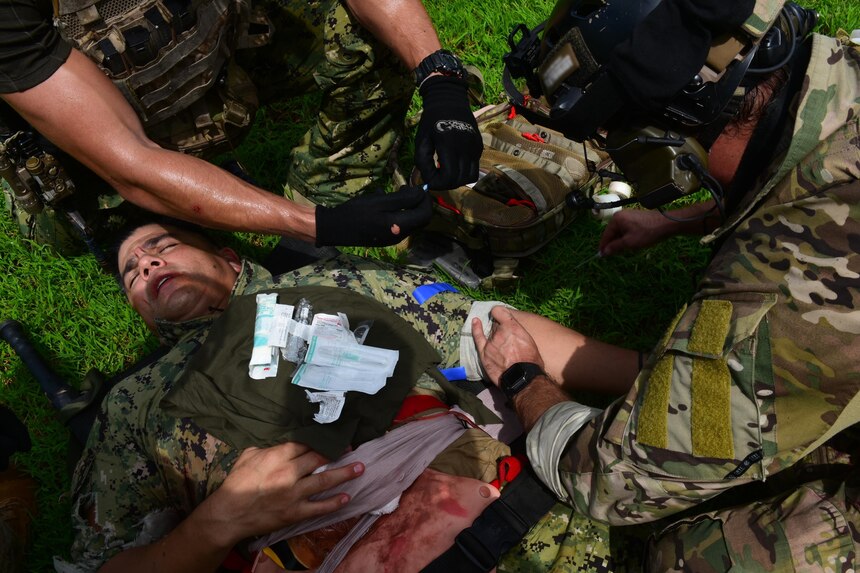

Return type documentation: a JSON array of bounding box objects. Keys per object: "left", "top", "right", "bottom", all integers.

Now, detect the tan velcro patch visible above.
[
  {"left": 689, "top": 299, "right": 734, "bottom": 459},
  {"left": 637, "top": 354, "right": 674, "bottom": 449},
  {"left": 688, "top": 299, "right": 733, "bottom": 355}
]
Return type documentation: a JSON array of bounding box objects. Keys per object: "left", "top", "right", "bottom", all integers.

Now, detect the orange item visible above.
[{"left": 521, "top": 132, "right": 545, "bottom": 143}]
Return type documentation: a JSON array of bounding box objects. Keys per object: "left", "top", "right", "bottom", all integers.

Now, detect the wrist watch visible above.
[
  {"left": 499, "top": 362, "right": 544, "bottom": 400},
  {"left": 413, "top": 49, "right": 466, "bottom": 86}
]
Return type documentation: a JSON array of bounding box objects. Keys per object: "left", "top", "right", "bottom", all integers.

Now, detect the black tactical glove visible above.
[
  {"left": 415, "top": 75, "right": 483, "bottom": 189},
  {"left": 316, "top": 185, "right": 433, "bottom": 247}
]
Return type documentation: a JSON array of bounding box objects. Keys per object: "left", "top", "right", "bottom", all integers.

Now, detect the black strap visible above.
[
  {"left": 724, "top": 37, "right": 812, "bottom": 215},
  {"left": 421, "top": 468, "right": 557, "bottom": 573}
]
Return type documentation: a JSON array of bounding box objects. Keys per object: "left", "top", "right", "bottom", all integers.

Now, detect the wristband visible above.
[{"left": 414, "top": 49, "right": 466, "bottom": 87}]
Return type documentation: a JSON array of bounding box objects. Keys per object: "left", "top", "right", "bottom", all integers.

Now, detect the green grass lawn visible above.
[{"left": 2, "top": 1, "right": 858, "bottom": 570}]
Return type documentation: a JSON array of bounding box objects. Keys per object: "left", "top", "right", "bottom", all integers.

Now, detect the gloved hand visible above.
[
  {"left": 415, "top": 75, "right": 483, "bottom": 189},
  {"left": 316, "top": 185, "right": 433, "bottom": 247}
]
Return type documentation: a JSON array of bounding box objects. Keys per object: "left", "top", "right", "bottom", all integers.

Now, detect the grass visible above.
[{"left": 2, "top": 1, "right": 858, "bottom": 571}]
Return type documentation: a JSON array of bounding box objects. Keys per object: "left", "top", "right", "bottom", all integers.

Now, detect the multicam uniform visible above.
[
  {"left": 1, "top": 0, "right": 413, "bottom": 254},
  {"left": 526, "top": 32, "right": 860, "bottom": 570}
]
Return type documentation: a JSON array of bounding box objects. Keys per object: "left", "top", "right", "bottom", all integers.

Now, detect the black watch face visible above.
[
  {"left": 501, "top": 363, "right": 526, "bottom": 387},
  {"left": 415, "top": 50, "right": 464, "bottom": 85},
  {"left": 501, "top": 362, "right": 541, "bottom": 398},
  {"left": 438, "top": 53, "right": 461, "bottom": 70}
]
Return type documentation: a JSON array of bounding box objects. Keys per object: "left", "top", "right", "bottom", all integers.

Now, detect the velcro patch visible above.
[
  {"left": 637, "top": 354, "right": 674, "bottom": 449},
  {"left": 688, "top": 299, "right": 733, "bottom": 355},
  {"left": 691, "top": 358, "right": 733, "bottom": 459},
  {"left": 688, "top": 300, "right": 734, "bottom": 459}
]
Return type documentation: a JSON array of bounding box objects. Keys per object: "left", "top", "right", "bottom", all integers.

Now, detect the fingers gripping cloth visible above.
[{"left": 250, "top": 413, "right": 469, "bottom": 571}]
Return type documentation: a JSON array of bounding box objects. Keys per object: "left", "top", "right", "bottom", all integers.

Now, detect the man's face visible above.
[{"left": 118, "top": 223, "right": 242, "bottom": 331}]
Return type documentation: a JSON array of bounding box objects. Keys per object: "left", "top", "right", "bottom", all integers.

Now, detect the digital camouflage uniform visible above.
[
  {"left": 526, "top": 32, "right": 860, "bottom": 571},
  {"left": 235, "top": 0, "right": 414, "bottom": 206},
  {"left": 55, "top": 255, "right": 613, "bottom": 572},
  {"left": 5, "top": 0, "right": 413, "bottom": 256}
]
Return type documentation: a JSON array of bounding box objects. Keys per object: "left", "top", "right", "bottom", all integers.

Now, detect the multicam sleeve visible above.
[
  {"left": 525, "top": 402, "right": 602, "bottom": 500},
  {"left": 527, "top": 292, "right": 787, "bottom": 526}
]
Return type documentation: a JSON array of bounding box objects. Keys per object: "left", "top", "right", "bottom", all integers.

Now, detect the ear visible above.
[{"left": 219, "top": 247, "right": 242, "bottom": 272}]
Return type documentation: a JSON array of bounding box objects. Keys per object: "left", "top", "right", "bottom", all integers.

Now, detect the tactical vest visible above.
[{"left": 54, "top": 0, "right": 272, "bottom": 156}]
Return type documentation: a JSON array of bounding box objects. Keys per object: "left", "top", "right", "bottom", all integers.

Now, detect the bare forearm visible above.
[
  {"left": 345, "top": 0, "right": 441, "bottom": 69},
  {"left": 661, "top": 199, "right": 721, "bottom": 237},
  {"left": 509, "top": 310, "right": 639, "bottom": 396},
  {"left": 511, "top": 375, "right": 570, "bottom": 433},
  {"left": 103, "top": 145, "right": 316, "bottom": 240},
  {"left": 2, "top": 50, "right": 316, "bottom": 241},
  {"left": 98, "top": 502, "right": 235, "bottom": 573}
]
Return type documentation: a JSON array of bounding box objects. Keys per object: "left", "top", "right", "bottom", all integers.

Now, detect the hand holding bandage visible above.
[
  {"left": 202, "top": 442, "right": 363, "bottom": 547},
  {"left": 470, "top": 306, "right": 544, "bottom": 387}
]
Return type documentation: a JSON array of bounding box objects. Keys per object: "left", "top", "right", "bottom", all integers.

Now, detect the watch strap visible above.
[{"left": 414, "top": 49, "right": 466, "bottom": 87}]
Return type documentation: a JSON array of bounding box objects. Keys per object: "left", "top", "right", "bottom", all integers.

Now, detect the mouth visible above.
[{"left": 148, "top": 273, "right": 176, "bottom": 301}]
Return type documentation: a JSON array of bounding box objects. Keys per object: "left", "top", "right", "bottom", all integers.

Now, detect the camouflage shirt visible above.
[
  {"left": 528, "top": 33, "right": 860, "bottom": 525},
  {"left": 54, "top": 255, "right": 475, "bottom": 572}
]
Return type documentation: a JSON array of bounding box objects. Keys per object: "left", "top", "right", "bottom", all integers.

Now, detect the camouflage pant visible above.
[
  {"left": 237, "top": 0, "right": 415, "bottom": 206},
  {"left": 646, "top": 475, "right": 860, "bottom": 571},
  {"left": 498, "top": 470, "right": 860, "bottom": 573},
  {"left": 498, "top": 502, "right": 621, "bottom": 573}
]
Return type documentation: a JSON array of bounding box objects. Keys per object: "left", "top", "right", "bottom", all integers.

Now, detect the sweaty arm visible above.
[
  {"left": 2, "top": 50, "right": 317, "bottom": 242},
  {"left": 344, "top": 0, "right": 441, "bottom": 69}
]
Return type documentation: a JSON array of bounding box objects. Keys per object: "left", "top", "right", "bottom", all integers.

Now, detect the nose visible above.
[{"left": 136, "top": 252, "right": 163, "bottom": 280}]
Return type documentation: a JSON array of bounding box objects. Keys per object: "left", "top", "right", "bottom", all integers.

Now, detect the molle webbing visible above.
[
  {"left": 56, "top": 0, "right": 268, "bottom": 126},
  {"left": 424, "top": 107, "right": 608, "bottom": 262}
]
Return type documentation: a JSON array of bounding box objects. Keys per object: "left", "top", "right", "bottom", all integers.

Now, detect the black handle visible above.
[{"left": 0, "top": 319, "right": 81, "bottom": 411}]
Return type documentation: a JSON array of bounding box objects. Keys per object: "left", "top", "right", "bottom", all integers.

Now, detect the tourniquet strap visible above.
[{"left": 421, "top": 468, "right": 557, "bottom": 573}]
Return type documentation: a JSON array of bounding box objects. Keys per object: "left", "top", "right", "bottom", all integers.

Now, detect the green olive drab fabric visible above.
[{"left": 162, "top": 286, "right": 444, "bottom": 460}]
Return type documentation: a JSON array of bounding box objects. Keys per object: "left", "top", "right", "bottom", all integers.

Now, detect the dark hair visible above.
[
  {"left": 108, "top": 214, "right": 221, "bottom": 278},
  {"left": 723, "top": 68, "right": 790, "bottom": 137}
]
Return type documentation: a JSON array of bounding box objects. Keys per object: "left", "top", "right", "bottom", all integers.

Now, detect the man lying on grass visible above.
[{"left": 55, "top": 217, "right": 636, "bottom": 573}]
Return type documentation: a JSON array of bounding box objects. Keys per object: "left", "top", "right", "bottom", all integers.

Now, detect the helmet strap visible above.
[{"left": 724, "top": 37, "right": 811, "bottom": 213}]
